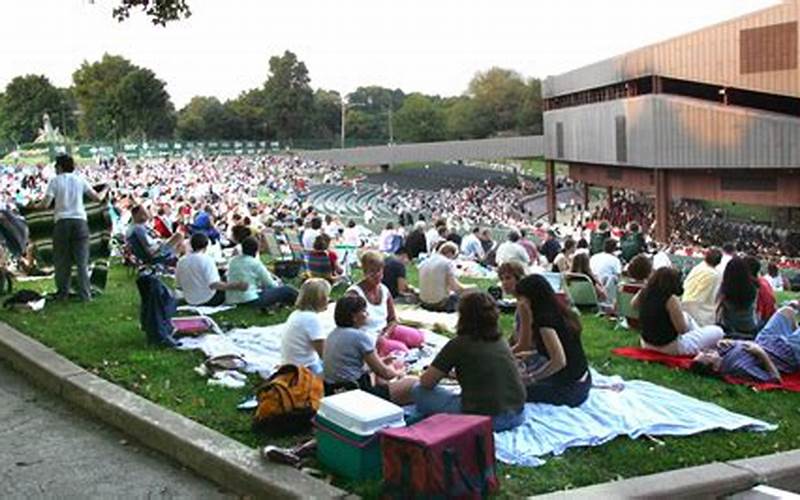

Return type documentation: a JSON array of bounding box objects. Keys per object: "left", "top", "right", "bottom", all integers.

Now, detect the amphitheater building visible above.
[{"left": 542, "top": 0, "right": 800, "bottom": 240}]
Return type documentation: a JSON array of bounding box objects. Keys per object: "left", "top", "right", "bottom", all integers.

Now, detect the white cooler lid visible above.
[{"left": 318, "top": 390, "right": 405, "bottom": 436}]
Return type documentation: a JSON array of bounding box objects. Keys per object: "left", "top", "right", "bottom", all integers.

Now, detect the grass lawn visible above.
[{"left": 2, "top": 264, "right": 799, "bottom": 497}]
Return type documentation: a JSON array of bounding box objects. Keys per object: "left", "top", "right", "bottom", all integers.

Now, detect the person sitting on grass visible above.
[
  {"left": 348, "top": 251, "right": 424, "bottom": 355},
  {"left": 306, "top": 233, "right": 345, "bottom": 284},
  {"left": 323, "top": 294, "right": 417, "bottom": 404},
  {"left": 569, "top": 252, "right": 607, "bottom": 303},
  {"left": 175, "top": 233, "right": 246, "bottom": 307},
  {"left": 411, "top": 291, "right": 527, "bottom": 431},
  {"left": 625, "top": 254, "right": 653, "bottom": 285},
  {"left": 126, "top": 204, "right": 185, "bottom": 265},
  {"left": 225, "top": 236, "right": 298, "bottom": 309},
  {"left": 681, "top": 248, "right": 722, "bottom": 327},
  {"left": 691, "top": 305, "right": 800, "bottom": 383},
  {"left": 382, "top": 246, "right": 417, "bottom": 303},
  {"left": 280, "top": 278, "right": 332, "bottom": 375},
  {"left": 418, "top": 242, "right": 474, "bottom": 313},
  {"left": 514, "top": 274, "right": 592, "bottom": 407},
  {"left": 717, "top": 256, "right": 759, "bottom": 338},
  {"left": 744, "top": 255, "right": 776, "bottom": 328},
  {"left": 632, "top": 267, "right": 724, "bottom": 356}
]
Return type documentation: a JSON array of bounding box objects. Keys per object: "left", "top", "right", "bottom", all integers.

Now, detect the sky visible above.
[{"left": 0, "top": 0, "right": 781, "bottom": 109}]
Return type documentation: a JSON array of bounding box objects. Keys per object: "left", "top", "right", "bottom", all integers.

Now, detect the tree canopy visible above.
[
  {"left": 0, "top": 75, "right": 73, "bottom": 144},
  {"left": 112, "top": 0, "right": 191, "bottom": 25}
]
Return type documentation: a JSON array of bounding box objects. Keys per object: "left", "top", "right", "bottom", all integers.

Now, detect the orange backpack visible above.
[{"left": 253, "top": 364, "right": 324, "bottom": 435}]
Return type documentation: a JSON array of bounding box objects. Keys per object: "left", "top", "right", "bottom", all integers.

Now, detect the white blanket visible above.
[{"left": 494, "top": 370, "right": 776, "bottom": 467}]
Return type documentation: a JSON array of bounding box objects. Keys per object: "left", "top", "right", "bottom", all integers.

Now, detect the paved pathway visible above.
[{"left": 0, "top": 360, "right": 232, "bottom": 499}]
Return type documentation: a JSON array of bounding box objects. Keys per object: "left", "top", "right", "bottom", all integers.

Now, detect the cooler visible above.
[{"left": 314, "top": 390, "right": 405, "bottom": 480}]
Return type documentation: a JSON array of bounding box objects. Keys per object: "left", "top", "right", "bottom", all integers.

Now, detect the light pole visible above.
[{"left": 340, "top": 95, "right": 369, "bottom": 149}]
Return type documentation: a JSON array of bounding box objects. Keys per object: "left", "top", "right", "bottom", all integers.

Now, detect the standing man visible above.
[{"left": 39, "top": 154, "right": 106, "bottom": 301}]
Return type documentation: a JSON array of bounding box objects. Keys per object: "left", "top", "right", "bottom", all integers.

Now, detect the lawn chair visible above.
[
  {"left": 564, "top": 272, "right": 600, "bottom": 312},
  {"left": 616, "top": 282, "right": 644, "bottom": 330}
]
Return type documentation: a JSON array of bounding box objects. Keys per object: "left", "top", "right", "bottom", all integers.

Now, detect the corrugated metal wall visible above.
[
  {"left": 544, "top": 0, "right": 798, "bottom": 98},
  {"left": 544, "top": 94, "right": 800, "bottom": 168}
]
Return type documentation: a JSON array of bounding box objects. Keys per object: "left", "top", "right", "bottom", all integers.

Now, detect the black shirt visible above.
[
  {"left": 639, "top": 292, "right": 679, "bottom": 346},
  {"left": 405, "top": 230, "right": 427, "bottom": 259},
  {"left": 382, "top": 256, "right": 407, "bottom": 298},
  {"left": 532, "top": 313, "right": 588, "bottom": 385}
]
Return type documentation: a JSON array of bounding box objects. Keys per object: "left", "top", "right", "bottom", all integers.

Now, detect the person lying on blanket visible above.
[
  {"left": 513, "top": 274, "right": 592, "bottom": 407},
  {"left": 411, "top": 291, "right": 526, "bottom": 431},
  {"left": 632, "top": 267, "right": 724, "bottom": 356},
  {"left": 347, "top": 250, "right": 424, "bottom": 356},
  {"left": 691, "top": 305, "right": 800, "bottom": 383},
  {"left": 323, "top": 294, "right": 418, "bottom": 404}
]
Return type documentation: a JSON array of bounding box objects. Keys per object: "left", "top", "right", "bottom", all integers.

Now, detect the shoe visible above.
[{"left": 260, "top": 445, "right": 301, "bottom": 467}]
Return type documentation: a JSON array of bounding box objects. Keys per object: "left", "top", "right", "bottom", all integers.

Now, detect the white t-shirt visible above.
[
  {"left": 175, "top": 252, "right": 220, "bottom": 305},
  {"left": 495, "top": 241, "right": 531, "bottom": 266},
  {"left": 589, "top": 252, "right": 622, "bottom": 283},
  {"left": 652, "top": 251, "right": 672, "bottom": 270},
  {"left": 418, "top": 253, "right": 455, "bottom": 304},
  {"left": 716, "top": 253, "right": 733, "bottom": 275},
  {"left": 281, "top": 310, "right": 326, "bottom": 367},
  {"left": 347, "top": 283, "right": 390, "bottom": 337},
  {"left": 302, "top": 228, "right": 320, "bottom": 250},
  {"left": 44, "top": 173, "right": 92, "bottom": 221}
]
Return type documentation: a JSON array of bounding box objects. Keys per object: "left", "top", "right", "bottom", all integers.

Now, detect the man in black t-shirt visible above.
[{"left": 382, "top": 247, "right": 417, "bottom": 303}]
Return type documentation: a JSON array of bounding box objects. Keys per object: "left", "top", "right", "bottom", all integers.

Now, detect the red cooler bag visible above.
[{"left": 380, "top": 414, "right": 498, "bottom": 499}]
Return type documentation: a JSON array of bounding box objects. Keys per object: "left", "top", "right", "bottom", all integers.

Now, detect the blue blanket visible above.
[{"left": 494, "top": 371, "right": 776, "bottom": 467}]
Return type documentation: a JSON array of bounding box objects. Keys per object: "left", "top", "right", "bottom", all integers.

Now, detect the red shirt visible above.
[{"left": 756, "top": 276, "right": 776, "bottom": 322}]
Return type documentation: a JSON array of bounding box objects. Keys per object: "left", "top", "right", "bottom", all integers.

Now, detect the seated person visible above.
[
  {"left": 188, "top": 207, "right": 221, "bottom": 244},
  {"left": 681, "top": 248, "right": 722, "bottom": 327},
  {"left": 765, "top": 263, "right": 785, "bottom": 292},
  {"left": 418, "top": 242, "right": 474, "bottom": 312},
  {"left": 569, "top": 252, "right": 607, "bottom": 302},
  {"left": 495, "top": 230, "right": 531, "bottom": 268},
  {"left": 589, "top": 238, "right": 622, "bottom": 306},
  {"left": 633, "top": 267, "right": 724, "bottom": 356},
  {"left": 306, "top": 233, "right": 345, "bottom": 282},
  {"left": 745, "top": 255, "right": 776, "bottom": 326},
  {"left": 348, "top": 251, "right": 424, "bottom": 354},
  {"left": 175, "top": 233, "right": 246, "bottom": 307},
  {"left": 691, "top": 306, "right": 800, "bottom": 383},
  {"left": 514, "top": 274, "right": 592, "bottom": 407},
  {"left": 625, "top": 254, "right": 652, "bottom": 285},
  {"left": 225, "top": 237, "right": 298, "bottom": 308},
  {"left": 323, "top": 294, "right": 418, "bottom": 404},
  {"left": 552, "top": 238, "right": 575, "bottom": 273},
  {"left": 717, "top": 256, "right": 759, "bottom": 337},
  {"left": 382, "top": 247, "right": 417, "bottom": 303},
  {"left": 412, "top": 291, "right": 526, "bottom": 431},
  {"left": 459, "top": 227, "right": 486, "bottom": 262},
  {"left": 126, "top": 204, "right": 184, "bottom": 265},
  {"left": 280, "top": 278, "right": 332, "bottom": 374}
]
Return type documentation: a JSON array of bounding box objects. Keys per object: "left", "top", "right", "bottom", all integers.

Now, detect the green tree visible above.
[
  {"left": 112, "top": 0, "right": 191, "bottom": 25},
  {"left": 262, "top": 51, "right": 314, "bottom": 141},
  {"left": 0, "top": 75, "right": 70, "bottom": 143},
  {"left": 226, "top": 88, "right": 268, "bottom": 140},
  {"left": 311, "top": 89, "right": 341, "bottom": 141},
  {"left": 517, "top": 78, "right": 543, "bottom": 135},
  {"left": 467, "top": 67, "right": 527, "bottom": 134},
  {"left": 72, "top": 54, "right": 175, "bottom": 140},
  {"left": 394, "top": 93, "right": 446, "bottom": 143},
  {"left": 443, "top": 96, "right": 491, "bottom": 140},
  {"left": 345, "top": 86, "right": 405, "bottom": 141}
]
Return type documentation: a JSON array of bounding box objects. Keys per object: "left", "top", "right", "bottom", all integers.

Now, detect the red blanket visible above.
[{"left": 612, "top": 347, "right": 800, "bottom": 392}]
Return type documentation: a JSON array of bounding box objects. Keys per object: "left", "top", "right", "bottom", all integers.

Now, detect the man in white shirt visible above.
[
  {"left": 38, "top": 154, "right": 106, "bottom": 301},
  {"left": 495, "top": 230, "right": 531, "bottom": 267},
  {"left": 176, "top": 233, "right": 246, "bottom": 306},
  {"left": 418, "top": 242, "right": 473, "bottom": 312},
  {"left": 716, "top": 242, "right": 736, "bottom": 275},
  {"left": 590, "top": 238, "right": 622, "bottom": 305},
  {"left": 460, "top": 227, "right": 485, "bottom": 261},
  {"left": 301, "top": 216, "right": 322, "bottom": 250}
]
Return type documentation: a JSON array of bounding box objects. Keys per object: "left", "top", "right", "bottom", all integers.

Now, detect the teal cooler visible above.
[{"left": 314, "top": 390, "right": 405, "bottom": 480}]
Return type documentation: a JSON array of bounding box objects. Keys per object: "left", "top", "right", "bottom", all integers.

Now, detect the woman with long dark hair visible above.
[
  {"left": 632, "top": 267, "right": 724, "bottom": 355},
  {"left": 717, "top": 256, "right": 759, "bottom": 337},
  {"left": 514, "top": 274, "right": 591, "bottom": 407}
]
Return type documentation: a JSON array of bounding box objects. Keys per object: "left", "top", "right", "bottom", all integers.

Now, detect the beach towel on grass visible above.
[
  {"left": 613, "top": 347, "right": 800, "bottom": 392},
  {"left": 494, "top": 370, "right": 776, "bottom": 467}
]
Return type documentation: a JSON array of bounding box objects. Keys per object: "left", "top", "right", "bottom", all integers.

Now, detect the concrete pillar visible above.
[
  {"left": 655, "top": 169, "right": 670, "bottom": 242},
  {"left": 545, "top": 160, "right": 556, "bottom": 224},
  {"left": 583, "top": 183, "right": 590, "bottom": 213}
]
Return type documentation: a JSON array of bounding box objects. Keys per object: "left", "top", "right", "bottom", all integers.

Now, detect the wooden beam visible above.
[{"left": 546, "top": 160, "right": 556, "bottom": 224}]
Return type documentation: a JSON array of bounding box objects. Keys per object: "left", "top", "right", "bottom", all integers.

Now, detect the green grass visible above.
[
  {"left": 702, "top": 200, "right": 777, "bottom": 224},
  {"left": 2, "top": 265, "right": 800, "bottom": 497},
  {"left": 513, "top": 158, "right": 569, "bottom": 179}
]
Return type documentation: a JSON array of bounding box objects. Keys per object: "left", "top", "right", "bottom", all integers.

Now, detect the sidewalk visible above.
[{"left": 0, "top": 359, "right": 231, "bottom": 499}]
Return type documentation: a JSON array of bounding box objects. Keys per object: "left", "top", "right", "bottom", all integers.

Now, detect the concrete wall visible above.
[
  {"left": 543, "top": 0, "right": 799, "bottom": 98},
  {"left": 544, "top": 94, "right": 800, "bottom": 168},
  {"left": 296, "top": 136, "right": 543, "bottom": 166}
]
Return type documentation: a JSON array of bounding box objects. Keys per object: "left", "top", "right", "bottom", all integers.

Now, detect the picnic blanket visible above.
[
  {"left": 176, "top": 308, "right": 450, "bottom": 381},
  {"left": 177, "top": 304, "right": 235, "bottom": 316},
  {"left": 494, "top": 370, "right": 776, "bottom": 467},
  {"left": 612, "top": 347, "right": 800, "bottom": 392},
  {"left": 395, "top": 305, "right": 458, "bottom": 333}
]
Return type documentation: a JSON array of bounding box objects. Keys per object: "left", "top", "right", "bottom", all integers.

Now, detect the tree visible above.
[
  {"left": 0, "top": 75, "right": 71, "bottom": 144},
  {"left": 345, "top": 86, "right": 405, "bottom": 141},
  {"left": 394, "top": 93, "right": 446, "bottom": 143},
  {"left": 112, "top": 0, "right": 191, "bottom": 25},
  {"left": 72, "top": 54, "right": 175, "bottom": 140},
  {"left": 177, "top": 96, "right": 246, "bottom": 140},
  {"left": 311, "top": 89, "right": 342, "bottom": 141},
  {"left": 516, "top": 77, "right": 543, "bottom": 135},
  {"left": 467, "top": 67, "right": 528, "bottom": 134},
  {"left": 262, "top": 51, "right": 314, "bottom": 141},
  {"left": 226, "top": 88, "right": 268, "bottom": 140},
  {"left": 444, "top": 96, "right": 491, "bottom": 140}
]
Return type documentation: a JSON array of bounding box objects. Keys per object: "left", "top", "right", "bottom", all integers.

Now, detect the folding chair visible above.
[
  {"left": 616, "top": 282, "right": 643, "bottom": 330},
  {"left": 564, "top": 272, "right": 600, "bottom": 312}
]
